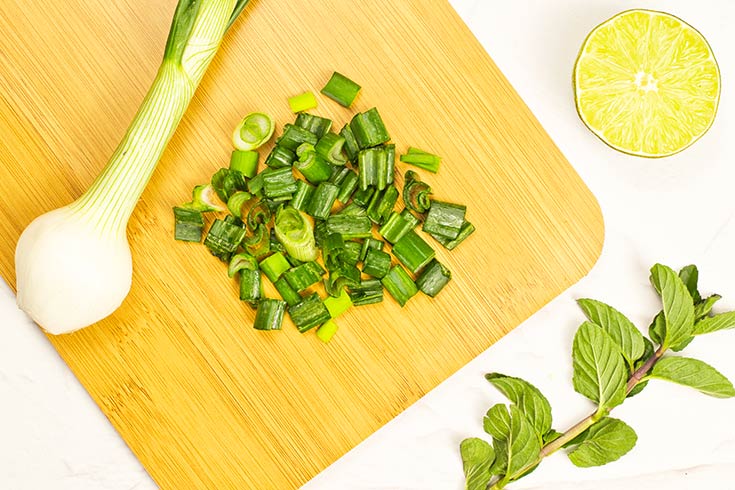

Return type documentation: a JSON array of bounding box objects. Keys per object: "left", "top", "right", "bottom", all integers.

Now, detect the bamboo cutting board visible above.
[{"left": 0, "top": 1, "right": 604, "bottom": 488}]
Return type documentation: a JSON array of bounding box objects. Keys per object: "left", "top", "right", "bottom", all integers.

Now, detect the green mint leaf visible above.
[
  {"left": 649, "top": 264, "right": 695, "bottom": 350},
  {"left": 577, "top": 298, "right": 645, "bottom": 370},
  {"left": 483, "top": 405, "right": 541, "bottom": 481},
  {"left": 628, "top": 336, "right": 653, "bottom": 398},
  {"left": 694, "top": 294, "right": 722, "bottom": 320},
  {"left": 485, "top": 373, "right": 552, "bottom": 437},
  {"left": 678, "top": 265, "right": 701, "bottom": 304},
  {"left": 572, "top": 322, "right": 628, "bottom": 411},
  {"left": 651, "top": 356, "right": 735, "bottom": 398},
  {"left": 649, "top": 311, "right": 665, "bottom": 346},
  {"left": 567, "top": 417, "right": 637, "bottom": 467},
  {"left": 542, "top": 429, "right": 563, "bottom": 445},
  {"left": 670, "top": 335, "right": 694, "bottom": 352},
  {"left": 460, "top": 438, "right": 495, "bottom": 490},
  {"left": 694, "top": 311, "right": 735, "bottom": 335},
  {"left": 626, "top": 380, "right": 648, "bottom": 398}
]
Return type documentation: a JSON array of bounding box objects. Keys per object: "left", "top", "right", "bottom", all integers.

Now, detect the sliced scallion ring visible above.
[{"left": 232, "top": 112, "right": 275, "bottom": 151}]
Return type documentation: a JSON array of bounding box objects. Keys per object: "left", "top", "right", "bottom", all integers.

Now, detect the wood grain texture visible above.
[{"left": 0, "top": 0, "right": 604, "bottom": 488}]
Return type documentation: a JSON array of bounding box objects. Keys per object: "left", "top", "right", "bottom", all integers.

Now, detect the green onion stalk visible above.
[{"left": 15, "top": 0, "right": 250, "bottom": 335}]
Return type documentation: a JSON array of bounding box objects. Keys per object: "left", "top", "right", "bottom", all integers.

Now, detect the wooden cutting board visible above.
[{"left": 0, "top": 0, "right": 604, "bottom": 488}]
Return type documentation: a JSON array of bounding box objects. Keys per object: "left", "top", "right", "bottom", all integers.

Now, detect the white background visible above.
[{"left": 2, "top": 0, "right": 735, "bottom": 488}]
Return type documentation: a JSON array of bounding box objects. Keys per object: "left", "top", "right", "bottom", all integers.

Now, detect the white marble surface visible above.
[{"left": 2, "top": 0, "right": 735, "bottom": 488}]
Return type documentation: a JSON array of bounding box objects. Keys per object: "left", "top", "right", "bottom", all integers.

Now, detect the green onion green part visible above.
[
  {"left": 243, "top": 223, "right": 271, "bottom": 259},
  {"left": 291, "top": 180, "right": 315, "bottom": 212},
  {"left": 315, "top": 132, "right": 348, "bottom": 166},
  {"left": 253, "top": 299, "right": 286, "bottom": 331},
  {"left": 352, "top": 186, "right": 374, "bottom": 207},
  {"left": 204, "top": 218, "right": 247, "bottom": 261},
  {"left": 307, "top": 182, "right": 340, "bottom": 220},
  {"left": 366, "top": 185, "right": 399, "bottom": 224},
  {"left": 385, "top": 144, "right": 396, "bottom": 185},
  {"left": 274, "top": 207, "right": 317, "bottom": 262},
  {"left": 423, "top": 200, "right": 466, "bottom": 240},
  {"left": 326, "top": 214, "right": 372, "bottom": 239},
  {"left": 350, "top": 108, "right": 390, "bottom": 149},
  {"left": 322, "top": 232, "right": 345, "bottom": 271},
  {"left": 341, "top": 241, "right": 362, "bottom": 267},
  {"left": 212, "top": 168, "right": 246, "bottom": 202},
  {"left": 379, "top": 208, "right": 419, "bottom": 244},
  {"left": 226, "top": 191, "right": 252, "bottom": 218},
  {"left": 362, "top": 248, "right": 391, "bottom": 278},
  {"left": 325, "top": 265, "right": 361, "bottom": 297},
  {"left": 274, "top": 277, "right": 302, "bottom": 307},
  {"left": 284, "top": 261, "right": 325, "bottom": 292},
  {"left": 336, "top": 170, "right": 359, "bottom": 203},
  {"left": 323, "top": 289, "right": 352, "bottom": 318},
  {"left": 230, "top": 150, "right": 259, "bottom": 178},
  {"left": 400, "top": 147, "right": 441, "bottom": 173},
  {"left": 329, "top": 166, "right": 351, "bottom": 185},
  {"left": 232, "top": 112, "right": 275, "bottom": 151},
  {"left": 359, "top": 237, "right": 384, "bottom": 261},
  {"left": 262, "top": 167, "right": 297, "bottom": 199},
  {"left": 348, "top": 279, "right": 384, "bottom": 306},
  {"left": 320, "top": 72, "right": 361, "bottom": 108},
  {"left": 338, "top": 202, "right": 367, "bottom": 217},
  {"left": 381, "top": 265, "right": 418, "bottom": 307},
  {"left": 265, "top": 146, "right": 296, "bottom": 169},
  {"left": 416, "top": 259, "right": 451, "bottom": 297},
  {"left": 432, "top": 220, "right": 475, "bottom": 250},
  {"left": 288, "top": 91, "right": 318, "bottom": 113},
  {"left": 294, "top": 113, "right": 332, "bottom": 139},
  {"left": 295, "top": 146, "right": 333, "bottom": 184},
  {"left": 173, "top": 207, "right": 204, "bottom": 242},
  {"left": 290, "top": 292, "right": 331, "bottom": 332},
  {"left": 316, "top": 319, "right": 339, "bottom": 343},
  {"left": 247, "top": 172, "right": 264, "bottom": 197},
  {"left": 358, "top": 148, "right": 387, "bottom": 191},
  {"left": 276, "top": 123, "right": 318, "bottom": 151},
  {"left": 239, "top": 269, "right": 261, "bottom": 305},
  {"left": 182, "top": 184, "right": 225, "bottom": 213},
  {"left": 259, "top": 252, "right": 291, "bottom": 282},
  {"left": 340, "top": 124, "right": 360, "bottom": 163},
  {"left": 391, "top": 230, "right": 435, "bottom": 274},
  {"left": 228, "top": 252, "right": 258, "bottom": 278},
  {"left": 243, "top": 198, "right": 272, "bottom": 231},
  {"left": 403, "top": 170, "right": 432, "bottom": 214}
]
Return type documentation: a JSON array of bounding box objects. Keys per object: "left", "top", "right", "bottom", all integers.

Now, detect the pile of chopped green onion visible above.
[{"left": 173, "top": 72, "right": 474, "bottom": 343}]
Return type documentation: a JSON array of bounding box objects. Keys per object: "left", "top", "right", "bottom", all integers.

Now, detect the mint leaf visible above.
[
  {"left": 572, "top": 322, "right": 628, "bottom": 411},
  {"left": 694, "top": 294, "right": 722, "bottom": 320},
  {"left": 577, "top": 298, "right": 645, "bottom": 370},
  {"left": 651, "top": 356, "right": 735, "bottom": 398},
  {"left": 678, "top": 265, "right": 701, "bottom": 304},
  {"left": 650, "top": 264, "right": 695, "bottom": 350},
  {"left": 567, "top": 417, "right": 637, "bottom": 467},
  {"left": 485, "top": 373, "right": 552, "bottom": 437},
  {"left": 649, "top": 312, "right": 665, "bottom": 346},
  {"left": 483, "top": 405, "right": 540, "bottom": 481},
  {"left": 543, "top": 429, "right": 563, "bottom": 445},
  {"left": 460, "top": 438, "right": 495, "bottom": 490},
  {"left": 694, "top": 311, "right": 735, "bottom": 335}
]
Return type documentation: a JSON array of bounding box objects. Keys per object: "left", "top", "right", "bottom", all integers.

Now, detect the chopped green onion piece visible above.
[
  {"left": 288, "top": 91, "right": 318, "bottom": 113},
  {"left": 295, "top": 147, "right": 332, "bottom": 184},
  {"left": 391, "top": 230, "right": 435, "bottom": 274},
  {"left": 322, "top": 232, "right": 345, "bottom": 271},
  {"left": 204, "top": 218, "right": 246, "bottom": 261},
  {"left": 265, "top": 146, "right": 296, "bottom": 169},
  {"left": 400, "top": 150, "right": 441, "bottom": 173},
  {"left": 290, "top": 292, "right": 331, "bottom": 332},
  {"left": 233, "top": 112, "right": 275, "bottom": 151},
  {"left": 211, "top": 168, "right": 246, "bottom": 202},
  {"left": 315, "top": 132, "right": 348, "bottom": 166},
  {"left": 366, "top": 185, "right": 399, "bottom": 224},
  {"left": 316, "top": 319, "right": 339, "bottom": 343},
  {"left": 314, "top": 220, "right": 328, "bottom": 248},
  {"left": 348, "top": 278, "right": 384, "bottom": 306},
  {"left": 326, "top": 214, "right": 372, "bottom": 239},
  {"left": 416, "top": 259, "right": 451, "bottom": 297},
  {"left": 227, "top": 191, "right": 252, "bottom": 218},
  {"left": 307, "top": 182, "right": 340, "bottom": 220},
  {"left": 340, "top": 124, "right": 360, "bottom": 163},
  {"left": 323, "top": 289, "right": 353, "bottom": 318},
  {"left": 359, "top": 237, "right": 384, "bottom": 261},
  {"left": 228, "top": 252, "right": 258, "bottom": 278},
  {"left": 284, "top": 261, "right": 325, "bottom": 292},
  {"left": 329, "top": 166, "right": 352, "bottom": 185},
  {"left": 239, "top": 269, "right": 262, "bottom": 305},
  {"left": 276, "top": 123, "right": 318, "bottom": 151},
  {"left": 325, "top": 265, "right": 361, "bottom": 297},
  {"left": 291, "top": 180, "right": 315, "bottom": 212},
  {"left": 336, "top": 170, "right": 359, "bottom": 203},
  {"left": 403, "top": 170, "right": 432, "bottom": 214},
  {"left": 247, "top": 172, "right": 264, "bottom": 197},
  {"left": 338, "top": 202, "right": 367, "bottom": 217},
  {"left": 182, "top": 184, "right": 225, "bottom": 212},
  {"left": 274, "top": 207, "right": 317, "bottom": 262},
  {"left": 432, "top": 220, "right": 476, "bottom": 250},
  {"left": 341, "top": 241, "right": 362, "bottom": 266},
  {"left": 352, "top": 186, "right": 374, "bottom": 207},
  {"left": 350, "top": 108, "right": 390, "bottom": 149},
  {"left": 362, "top": 248, "right": 391, "bottom": 278},
  {"left": 243, "top": 198, "right": 272, "bottom": 231},
  {"left": 259, "top": 252, "right": 291, "bottom": 282},
  {"left": 243, "top": 223, "right": 271, "bottom": 259},
  {"left": 321, "top": 71, "right": 361, "bottom": 107},
  {"left": 423, "top": 200, "right": 466, "bottom": 240},
  {"left": 274, "top": 277, "right": 302, "bottom": 306},
  {"left": 379, "top": 208, "right": 420, "bottom": 243},
  {"left": 230, "top": 150, "right": 259, "bottom": 178},
  {"left": 253, "top": 299, "right": 286, "bottom": 331},
  {"left": 385, "top": 144, "right": 396, "bottom": 185},
  {"left": 381, "top": 265, "right": 418, "bottom": 307},
  {"left": 269, "top": 228, "right": 285, "bottom": 254},
  {"left": 358, "top": 148, "right": 387, "bottom": 191},
  {"left": 294, "top": 113, "right": 333, "bottom": 139},
  {"left": 262, "top": 167, "right": 297, "bottom": 199},
  {"left": 173, "top": 207, "right": 204, "bottom": 242}
]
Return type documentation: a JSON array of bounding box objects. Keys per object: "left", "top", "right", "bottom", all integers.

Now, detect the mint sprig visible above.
[{"left": 460, "top": 264, "right": 735, "bottom": 489}]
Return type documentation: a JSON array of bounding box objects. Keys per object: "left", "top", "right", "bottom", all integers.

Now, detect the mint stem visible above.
[{"left": 488, "top": 345, "right": 666, "bottom": 489}]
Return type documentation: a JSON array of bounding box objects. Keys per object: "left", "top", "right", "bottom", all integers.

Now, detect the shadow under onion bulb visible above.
[{"left": 14, "top": 0, "right": 250, "bottom": 334}]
